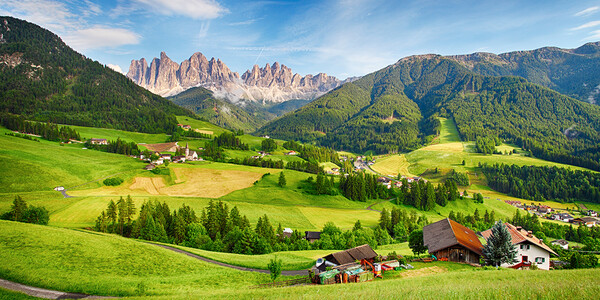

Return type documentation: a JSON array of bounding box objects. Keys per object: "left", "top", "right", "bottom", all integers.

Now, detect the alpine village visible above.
[{"left": 1, "top": 1, "right": 600, "bottom": 299}]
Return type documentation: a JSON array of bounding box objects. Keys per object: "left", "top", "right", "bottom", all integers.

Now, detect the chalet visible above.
[
  {"left": 423, "top": 218, "right": 483, "bottom": 265},
  {"left": 571, "top": 217, "right": 599, "bottom": 227},
  {"left": 552, "top": 213, "right": 574, "bottom": 222},
  {"left": 160, "top": 154, "right": 172, "bottom": 160},
  {"left": 320, "top": 244, "right": 378, "bottom": 268},
  {"left": 182, "top": 125, "right": 192, "bottom": 130},
  {"left": 257, "top": 151, "right": 269, "bottom": 156},
  {"left": 89, "top": 138, "right": 108, "bottom": 145},
  {"left": 584, "top": 210, "right": 598, "bottom": 217},
  {"left": 144, "top": 164, "right": 156, "bottom": 170},
  {"left": 282, "top": 228, "right": 293, "bottom": 238},
  {"left": 551, "top": 239, "right": 569, "bottom": 250},
  {"left": 481, "top": 223, "right": 557, "bottom": 270},
  {"left": 305, "top": 231, "right": 322, "bottom": 243},
  {"left": 285, "top": 151, "right": 298, "bottom": 156},
  {"left": 537, "top": 206, "right": 552, "bottom": 215}
]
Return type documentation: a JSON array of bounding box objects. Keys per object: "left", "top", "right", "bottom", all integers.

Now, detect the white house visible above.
[
  {"left": 481, "top": 223, "right": 557, "bottom": 270},
  {"left": 551, "top": 239, "right": 569, "bottom": 250}
]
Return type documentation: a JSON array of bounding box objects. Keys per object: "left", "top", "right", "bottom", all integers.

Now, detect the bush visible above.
[{"left": 103, "top": 177, "right": 124, "bottom": 186}]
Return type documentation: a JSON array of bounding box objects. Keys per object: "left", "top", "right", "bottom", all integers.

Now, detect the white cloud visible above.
[
  {"left": 584, "top": 29, "right": 600, "bottom": 41},
  {"left": 572, "top": 20, "right": 600, "bottom": 30},
  {"left": 197, "top": 22, "right": 210, "bottom": 39},
  {"left": 228, "top": 19, "right": 259, "bottom": 26},
  {"left": 575, "top": 6, "right": 599, "bottom": 17},
  {"left": 64, "top": 27, "right": 141, "bottom": 51},
  {"left": 134, "top": 0, "right": 228, "bottom": 19},
  {"left": 0, "top": 0, "right": 74, "bottom": 33},
  {"left": 106, "top": 64, "right": 124, "bottom": 74}
]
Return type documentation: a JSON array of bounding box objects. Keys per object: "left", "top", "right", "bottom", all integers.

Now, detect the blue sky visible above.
[{"left": 2, "top": 0, "right": 600, "bottom": 79}]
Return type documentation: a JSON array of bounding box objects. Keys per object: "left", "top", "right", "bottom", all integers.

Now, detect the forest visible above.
[
  {"left": 0, "top": 17, "right": 192, "bottom": 134},
  {"left": 481, "top": 163, "right": 600, "bottom": 203}
]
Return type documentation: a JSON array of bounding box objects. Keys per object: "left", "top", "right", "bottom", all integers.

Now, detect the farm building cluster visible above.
[
  {"left": 142, "top": 142, "right": 203, "bottom": 170},
  {"left": 311, "top": 218, "right": 561, "bottom": 286},
  {"left": 505, "top": 200, "right": 600, "bottom": 227}
]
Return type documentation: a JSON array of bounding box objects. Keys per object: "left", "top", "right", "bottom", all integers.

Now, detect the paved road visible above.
[
  {"left": 151, "top": 244, "right": 309, "bottom": 276},
  {"left": 0, "top": 278, "right": 113, "bottom": 299}
]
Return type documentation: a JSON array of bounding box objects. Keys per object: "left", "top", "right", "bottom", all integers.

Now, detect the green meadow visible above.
[{"left": 64, "top": 124, "right": 169, "bottom": 144}]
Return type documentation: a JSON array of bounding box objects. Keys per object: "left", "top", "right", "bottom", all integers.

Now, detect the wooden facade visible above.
[{"left": 432, "top": 245, "right": 480, "bottom": 264}]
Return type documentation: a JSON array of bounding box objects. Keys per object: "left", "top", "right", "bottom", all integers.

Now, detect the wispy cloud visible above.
[
  {"left": 226, "top": 46, "right": 314, "bottom": 52},
  {"left": 0, "top": 0, "right": 74, "bottom": 33},
  {"left": 64, "top": 26, "right": 141, "bottom": 51},
  {"left": 584, "top": 29, "right": 600, "bottom": 41},
  {"left": 572, "top": 20, "right": 600, "bottom": 30},
  {"left": 197, "top": 22, "right": 210, "bottom": 39},
  {"left": 575, "top": 6, "right": 599, "bottom": 17},
  {"left": 134, "top": 0, "right": 228, "bottom": 19},
  {"left": 228, "top": 19, "right": 260, "bottom": 26}
]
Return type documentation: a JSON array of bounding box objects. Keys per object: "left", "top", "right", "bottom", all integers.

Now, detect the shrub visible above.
[{"left": 103, "top": 177, "right": 124, "bottom": 186}]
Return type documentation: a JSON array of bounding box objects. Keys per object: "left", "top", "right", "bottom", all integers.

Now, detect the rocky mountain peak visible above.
[{"left": 127, "top": 52, "right": 345, "bottom": 102}]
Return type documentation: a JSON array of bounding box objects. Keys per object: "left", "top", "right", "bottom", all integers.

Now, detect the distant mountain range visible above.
[
  {"left": 0, "top": 16, "right": 192, "bottom": 133},
  {"left": 127, "top": 52, "right": 348, "bottom": 102}
]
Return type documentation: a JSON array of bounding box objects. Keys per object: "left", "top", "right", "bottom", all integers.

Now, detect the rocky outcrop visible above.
[{"left": 127, "top": 52, "right": 345, "bottom": 102}]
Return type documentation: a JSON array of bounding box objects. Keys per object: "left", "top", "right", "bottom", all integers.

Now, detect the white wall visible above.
[{"left": 500, "top": 242, "right": 551, "bottom": 270}]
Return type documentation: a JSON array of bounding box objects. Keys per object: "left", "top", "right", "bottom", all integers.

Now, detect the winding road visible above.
[{"left": 0, "top": 278, "right": 112, "bottom": 299}]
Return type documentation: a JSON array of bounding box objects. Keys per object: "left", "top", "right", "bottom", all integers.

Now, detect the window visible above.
[
  {"left": 535, "top": 257, "right": 545, "bottom": 264},
  {"left": 520, "top": 244, "right": 530, "bottom": 250}
]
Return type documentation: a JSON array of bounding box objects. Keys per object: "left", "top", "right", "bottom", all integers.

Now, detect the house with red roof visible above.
[{"left": 480, "top": 223, "right": 557, "bottom": 270}]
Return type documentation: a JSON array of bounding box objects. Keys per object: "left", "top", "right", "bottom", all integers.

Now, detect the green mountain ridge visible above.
[
  {"left": 0, "top": 16, "right": 193, "bottom": 133},
  {"left": 259, "top": 54, "right": 600, "bottom": 170}
]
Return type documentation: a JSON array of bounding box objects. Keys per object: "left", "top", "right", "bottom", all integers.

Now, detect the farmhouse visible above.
[
  {"left": 320, "top": 244, "right": 378, "bottom": 267},
  {"left": 182, "top": 125, "right": 191, "bottom": 130},
  {"left": 551, "top": 239, "right": 569, "bottom": 250},
  {"left": 305, "top": 231, "right": 322, "bottom": 243},
  {"left": 552, "top": 213, "right": 574, "bottom": 222},
  {"left": 172, "top": 156, "right": 186, "bottom": 163},
  {"left": 481, "top": 223, "right": 557, "bottom": 270},
  {"left": 160, "top": 154, "right": 172, "bottom": 160},
  {"left": 285, "top": 151, "right": 298, "bottom": 156},
  {"left": 571, "top": 217, "right": 599, "bottom": 227},
  {"left": 423, "top": 218, "right": 483, "bottom": 265},
  {"left": 584, "top": 210, "right": 598, "bottom": 217},
  {"left": 89, "top": 138, "right": 108, "bottom": 145}
]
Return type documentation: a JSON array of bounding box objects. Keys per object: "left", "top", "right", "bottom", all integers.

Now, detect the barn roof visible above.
[
  {"left": 480, "top": 223, "right": 557, "bottom": 256},
  {"left": 305, "top": 231, "right": 321, "bottom": 240},
  {"left": 423, "top": 218, "right": 483, "bottom": 256},
  {"left": 323, "top": 244, "right": 378, "bottom": 265}
]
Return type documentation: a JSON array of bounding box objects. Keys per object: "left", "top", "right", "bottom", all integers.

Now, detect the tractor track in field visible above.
[
  {"left": 0, "top": 278, "right": 115, "bottom": 299},
  {"left": 150, "top": 243, "right": 309, "bottom": 276}
]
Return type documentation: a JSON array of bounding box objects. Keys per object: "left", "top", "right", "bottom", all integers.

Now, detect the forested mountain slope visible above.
[
  {"left": 0, "top": 16, "right": 193, "bottom": 133},
  {"left": 448, "top": 42, "right": 600, "bottom": 105},
  {"left": 259, "top": 55, "right": 600, "bottom": 170}
]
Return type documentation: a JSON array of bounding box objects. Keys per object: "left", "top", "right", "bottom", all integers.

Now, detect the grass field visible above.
[
  {"left": 65, "top": 125, "right": 169, "bottom": 144},
  {"left": 175, "top": 116, "right": 228, "bottom": 136},
  {"left": 3, "top": 222, "right": 599, "bottom": 299},
  {"left": 436, "top": 117, "right": 462, "bottom": 144},
  {"left": 0, "top": 127, "right": 143, "bottom": 194},
  {"left": 370, "top": 155, "right": 414, "bottom": 177}
]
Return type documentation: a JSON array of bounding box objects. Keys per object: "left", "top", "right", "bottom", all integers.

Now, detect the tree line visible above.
[
  {"left": 282, "top": 140, "right": 339, "bottom": 163},
  {"left": 397, "top": 179, "right": 462, "bottom": 211},
  {"left": 1, "top": 196, "right": 49, "bottom": 225},
  {"left": 481, "top": 163, "right": 600, "bottom": 203},
  {"left": 0, "top": 113, "right": 80, "bottom": 142},
  {"left": 85, "top": 137, "right": 141, "bottom": 156}
]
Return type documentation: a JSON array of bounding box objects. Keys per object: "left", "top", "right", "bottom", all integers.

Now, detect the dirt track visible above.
[{"left": 0, "top": 278, "right": 113, "bottom": 299}]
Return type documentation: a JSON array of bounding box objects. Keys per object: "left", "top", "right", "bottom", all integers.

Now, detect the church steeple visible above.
[{"left": 185, "top": 142, "right": 189, "bottom": 157}]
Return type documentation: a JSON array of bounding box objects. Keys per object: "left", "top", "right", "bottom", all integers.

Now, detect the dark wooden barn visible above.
[
  {"left": 323, "top": 244, "right": 378, "bottom": 266},
  {"left": 423, "top": 218, "right": 483, "bottom": 264}
]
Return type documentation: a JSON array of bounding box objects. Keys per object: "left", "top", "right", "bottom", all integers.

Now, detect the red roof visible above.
[
  {"left": 480, "top": 223, "right": 557, "bottom": 256},
  {"left": 423, "top": 218, "right": 483, "bottom": 256}
]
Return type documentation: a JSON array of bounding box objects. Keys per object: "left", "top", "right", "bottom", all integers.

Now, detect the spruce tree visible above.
[
  {"left": 482, "top": 221, "right": 518, "bottom": 267},
  {"left": 278, "top": 171, "right": 287, "bottom": 187}
]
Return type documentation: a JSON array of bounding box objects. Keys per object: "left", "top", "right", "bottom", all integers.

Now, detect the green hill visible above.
[
  {"left": 168, "top": 86, "right": 267, "bottom": 132},
  {"left": 0, "top": 16, "right": 193, "bottom": 133},
  {"left": 259, "top": 55, "right": 600, "bottom": 170}
]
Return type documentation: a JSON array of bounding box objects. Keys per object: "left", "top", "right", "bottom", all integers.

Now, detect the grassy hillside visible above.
[
  {"left": 2, "top": 221, "right": 599, "bottom": 299},
  {"left": 0, "top": 16, "right": 192, "bottom": 133},
  {"left": 0, "top": 126, "right": 142, "bottom": 194}
]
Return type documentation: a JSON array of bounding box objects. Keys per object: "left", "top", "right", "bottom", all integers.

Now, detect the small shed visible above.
[
  {"left": 323, "top": 244, "right": 378, "bottom": 266},
  {"left": 305, "top": 231, "right": 322, "bottom": 243},
  {"left": 423, "top": 218, "right": 483, "bottom": 264}
]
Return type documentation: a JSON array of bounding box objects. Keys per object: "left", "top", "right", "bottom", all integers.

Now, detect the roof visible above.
[
  {"left": 423, "top": 218, "right": 483, "bottom": 256},
  {"left": 305, "top": 231, "right": 321, "bottom": 240},
  {"left": 90, "top": 138, "right": 107, "bottom": 142},
  {"left": 480, "top": 223, "right": 557, "bottom": 256},
  {"left": 323, "top": 244, "right": 378, "bottom": 265}
]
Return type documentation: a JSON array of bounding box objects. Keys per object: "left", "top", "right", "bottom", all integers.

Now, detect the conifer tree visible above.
[
  {"left": 278, "top": 172, "right": 287, "bottom": 187},
  {"left": 482, "top": 221, "right": 518, "bottom": 267}
]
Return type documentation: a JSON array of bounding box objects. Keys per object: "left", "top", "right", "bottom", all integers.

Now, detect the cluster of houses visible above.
[
  {"left": 177, "top": 124, "right": 192, "bottom": 130},
  {"left": 89, "top": 138, "right": 108, "bottom": 145},
  {"left": 308, "top": 217, "right": 565, "bottom": 286},
  {"left": 504, "top": 200, "right": 600, "bottom": 227},
  {"left": 143, "top": 142, "right": 202, "bottom": 170}
]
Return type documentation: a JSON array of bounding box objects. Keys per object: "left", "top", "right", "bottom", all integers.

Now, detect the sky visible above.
[{"left": 2, "top": 0, "right": 600, "bottom": 79}]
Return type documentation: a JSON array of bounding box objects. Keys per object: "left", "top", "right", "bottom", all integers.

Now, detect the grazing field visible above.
[
  {"left": 319, "top": 162, "right": 340, "bottom": 172},
  {"left": 436, "top": 117, "right": 462, "bottom": 144},
  {"left": 175, "top": 116, "right": 228, "bottom": 135},
  {"left": 0, "top": 221, "right": 270, "bottom": 298},
  {"left": 64, "top": 125, "right": 169, "bottom": 144},
  {"left": 370, "top": 155, "right": 414, "bottom": 177},
  {"left": 0, "top": 127, "right": 143, "bottom": 193},
  {"left": 3, "top": 222, "right": 599, "bottom": 299}
]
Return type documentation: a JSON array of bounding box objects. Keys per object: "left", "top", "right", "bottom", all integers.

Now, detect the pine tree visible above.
[
  {"left": 10, "top": 195, "right": 28, "bottom": 222},
  {"left": 278, "top": 172, "right": 287, "bottom": 187},
  {"left": 482, "top": 221, "right": 518, "bottom": 267},
  {"left": 106, "top": 200, "right": 117, "bottom": 232},
  {"left": 126, "top": 195, "right": 135, "bottom": 225}
]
